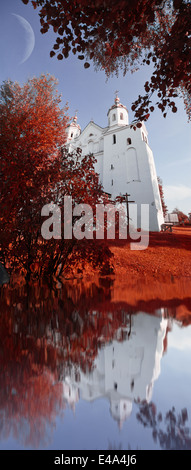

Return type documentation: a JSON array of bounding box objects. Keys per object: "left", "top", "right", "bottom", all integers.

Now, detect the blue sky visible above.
[{"left": 1, "top": 0, "right": 191, "bottom": 215}]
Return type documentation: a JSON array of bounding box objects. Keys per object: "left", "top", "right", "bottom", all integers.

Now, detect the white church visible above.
[{"left": 65, "top": 94, "right": 164, "bottom": 232}]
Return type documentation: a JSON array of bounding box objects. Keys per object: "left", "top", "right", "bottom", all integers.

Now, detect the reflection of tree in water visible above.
[
  {"left": 0, "top": 370, "right": 64, "bottom": 448},
  {"left": 108, "top": 404, "right": 191, "bottom": 450},
  {"left": 0, "top": 280, "right": 132, "bottom": 447},
  {"left": 136, "top": 402, "right": 191, "bottom": 450}
]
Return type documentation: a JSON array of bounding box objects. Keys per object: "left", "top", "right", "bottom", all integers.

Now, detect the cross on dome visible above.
[
  {"left": 114, "top": 90, "right": 120, "bottom": 104},
  {"left": 73, "top": 109, "right": 78, "bottom": 122}
]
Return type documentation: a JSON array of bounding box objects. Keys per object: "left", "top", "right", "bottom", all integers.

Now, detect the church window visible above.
[
  {"left": 126, "top": 148, "right": 140, "bottom": 182},
  {"left": 89, "top": 133, "right": 93, "bottom": 137},
  {"left": 112, "top": 114, "right": 116, "bottom": 121},
  {"left": 111, "top": 164, "right": 114, "bottom": 170},
  {"left": 114, "top": 382, "right": 118, "bottom": 390},
  {"left": 120, "top": 112, "right": 123, "bottom": 120},
  {"left": 111, "top": 179, "right": 113, "bottom": 186},
  {"left": 71, "top": 132, "right": 73, "bottom": 137},
  {"left": 113, "top": 134, "right": 116, "bottom": 144},
  {"left": 131, "top": 379, "right": 134, "bottom": 391},
  {"left": 127, "top": 138, "right": 131, "bottom": 145}
]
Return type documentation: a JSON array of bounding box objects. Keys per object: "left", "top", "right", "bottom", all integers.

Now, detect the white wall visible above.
[
  {"left": 103, "top": 125, "right": 164, "bottom": 230},
  {"left": 65, "top": 108, "right": 164, "bottom": 231}
]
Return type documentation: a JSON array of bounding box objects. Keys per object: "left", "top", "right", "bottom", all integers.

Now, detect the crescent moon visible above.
[{"left": 12, "top": 13, "right": 35, "bottom": 64}]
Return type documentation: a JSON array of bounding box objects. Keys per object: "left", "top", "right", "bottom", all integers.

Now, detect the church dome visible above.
[
  {"left": 66, "top": 113, "right": 81, "bottom": 142},
  {"left": 107, "top": 94, "right": 129, "bottom": 127}
]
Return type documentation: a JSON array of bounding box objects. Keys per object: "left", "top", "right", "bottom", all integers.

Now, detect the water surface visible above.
[{"left": 0, "top": 277, "right": 191, "bottom": 450}]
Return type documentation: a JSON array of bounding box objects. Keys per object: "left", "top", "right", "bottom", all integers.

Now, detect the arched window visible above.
[
  {"left": 126, "top": 147, "right": 140, "bottom": 182},
  {"left": 113, "top": 134, "right": 116, "bottom": 144},
  {"left": 112, "top": 114, "right": 116, "bottom": 121},
  {"left": 120, "top": 112, "right": 123, "bottom": 120},
  {"left": 127, "top": 138, "right": 131, "bottom": 145},
  {"left": 111, "top": 179, "right": 113, "bottom": 186},
  {"left": 71, "top": 132, "right": 73, "bottom": 138}
]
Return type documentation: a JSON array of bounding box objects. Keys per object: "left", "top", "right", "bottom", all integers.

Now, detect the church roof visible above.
[{"left": 80, "top": 120, "right": 106, "bottom": 136}]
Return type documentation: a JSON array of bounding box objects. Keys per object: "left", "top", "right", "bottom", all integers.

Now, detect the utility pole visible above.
[{"left": 122, "top": 193, "right": 135, "bottom": 235}]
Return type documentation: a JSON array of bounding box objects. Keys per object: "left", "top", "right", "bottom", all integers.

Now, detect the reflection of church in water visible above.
[{"left": 62, "top": 311, "right": 169, "bottom": 427}]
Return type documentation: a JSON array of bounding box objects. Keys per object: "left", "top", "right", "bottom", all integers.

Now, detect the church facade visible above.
[{"left": 65, "top": 95, "right": 164, "bottom": 232}]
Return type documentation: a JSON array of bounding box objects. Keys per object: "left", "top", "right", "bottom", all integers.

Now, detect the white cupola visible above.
[
  {"left": 107, "top": 93, "right": 129, "bottom": 127},
  {"left": 66, "top": 113, "right": 81, "bottom": 143}
]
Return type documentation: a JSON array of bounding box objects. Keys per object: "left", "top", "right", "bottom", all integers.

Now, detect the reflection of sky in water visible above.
[
  {"left": 168, "top": 323, "right": 191, "bottom": 351},
  {"left": 153, "top": 324, "right": 191, "bottom": 417}
]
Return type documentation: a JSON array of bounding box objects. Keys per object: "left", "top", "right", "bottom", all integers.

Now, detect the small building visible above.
[
  {"left": 65, "top": 95, "right": 164, "bottom": 232},
  {"left": 164, "top": 213, "right": 179, "bottom": 224}
]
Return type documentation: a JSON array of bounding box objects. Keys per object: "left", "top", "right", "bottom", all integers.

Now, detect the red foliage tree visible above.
[
  {"left": 172, "top": 207, "right": 188, "bottom": 224},
  {"left": 0, "top": 75, "right": 113, "bottom": 280},
  {"left": 0, "top": 74, "right": 67, "bottom": 279},
  {"left": 157, "top": 177, "right": 168, "bottom": 217},
  {"left": 23, "top": 0, "right": 191, "bottom": 121}
]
